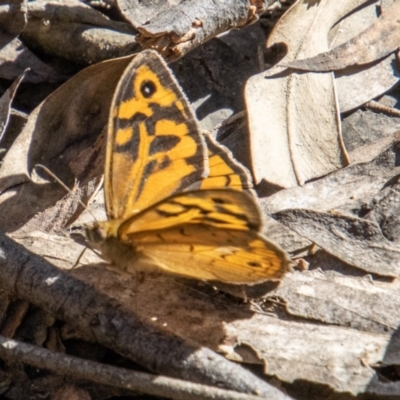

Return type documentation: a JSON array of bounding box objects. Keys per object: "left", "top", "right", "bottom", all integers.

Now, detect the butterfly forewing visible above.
[{"left": 106, "top": 50, "right": 207, "bottom": 220}]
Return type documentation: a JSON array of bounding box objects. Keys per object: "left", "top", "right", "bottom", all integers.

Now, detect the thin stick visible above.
[
  {"left": 364, "top": 100, "right": 400, "bottom": 118},
  {"left": 34, "top": 164, "right": 89, "bottom": 211},
  {"left": 34, "top": 164, "right": 99, "bottom": 222},
  {"left": 0, "top": 335, "right": 268, "bottom": 400}
]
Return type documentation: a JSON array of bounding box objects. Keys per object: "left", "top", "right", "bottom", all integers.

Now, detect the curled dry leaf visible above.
[
  {"left": 0, "top": 4, "right": 63, "bottom": 82},
  {"left": 287, "top": 0, "right": 400, "bottom": 71},
  {"left": 334, "top": 0, "right": 400, "bottom": 112},
  {"left": 285, "top": 0, "right": 400, "bottom": 112},
  {"left": 262, "top": 135, "right": 400, "bottom": 216},
  {"left": 0, "top": 72, "right": 25, "bottom": 143},
  {"left": 21, "top": 0, "right": 139, "bottom": 65},
  {"left": 0, "top": 56, "right": 132, "bottom": 192},
  {"left": 246, "top": 0, "right": 360, "bottom": 187},
  {"left": 334, "top": 0, "right": 400, "bottom": 111}
]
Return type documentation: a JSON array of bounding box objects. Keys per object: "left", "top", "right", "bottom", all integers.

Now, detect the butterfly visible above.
[{"left": 86, "top": 49, "right": 290, "bottom": 284}]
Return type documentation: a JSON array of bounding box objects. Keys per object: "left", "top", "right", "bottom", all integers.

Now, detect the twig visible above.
[
  {"left": 364, "top": 100, "right": 400, "bottom": 118},
  {"left": 0, "top": 335, "right": 269, "bottom": 400},
  {"left": 0, "top": 233, "right": 292, "bottom": 399}
]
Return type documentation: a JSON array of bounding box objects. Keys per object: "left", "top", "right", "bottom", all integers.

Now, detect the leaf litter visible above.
[{"left": 1, "top": 0, "right": 400, "bottom": 398}]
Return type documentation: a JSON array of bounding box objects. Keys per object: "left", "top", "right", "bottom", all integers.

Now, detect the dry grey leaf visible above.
[
  {"left": 0, "top": 37, "right": 64, "bottom": 82},
  {"left": 21, "top": 0, "right": 139, "bottom": 65},
  {"left": 0, "top": 72, "right": 25, "bottom": 143},
  {"left": 331, "top": 0, "right": 400, "bottom": 112},
  {"left": 10, "top": 230, "right": 102, "bottom": 270},
  {"left": 0, "top": 3, "right": 63, "bottom": 82},
  {"left": 273, "top": 209, "right": 400, "bottom": 277},
  {"left": 116, "top": 0, "right": 184, "bottom": 27},
  {"left": 0, "top": 56, "right": 132, "bottom": 195},
  {"left": 276, "top": 0, "right": 400, "bottom": 114},
  {"left": 246, "top": 0, "right": 359, "bottom": 187},
  {"left": 226, "top": 313, "right": 392, "bottom": 395},
  {"left": 331, "top": 0, "right": 400, "bottom": 111},
  {"left": 271, "top": 269, "right": 400, "bottom": 333},
  {"left": 261, "top": 136, "right": 400, "bottom": 216},
  {"left": 287, "top": 0, "right": 400, "bottom": 71},
  {"left": 337, "top": 53, "right": 400, "bottom": 113}
]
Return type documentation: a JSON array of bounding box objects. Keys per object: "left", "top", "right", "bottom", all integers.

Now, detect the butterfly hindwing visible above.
[
  {"left": 106, "top": 50, "right": 207, "bottom": 220},
  {"left": 118, "top": 189, "right": 262, "bottom": 237},
  {"left": 114, "top": 189, "right": 289, "bottom": 283}
]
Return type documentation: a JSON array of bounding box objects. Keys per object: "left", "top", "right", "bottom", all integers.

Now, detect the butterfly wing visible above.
[
  {"left": 201, "top": 133, "right": 253, "bottom": 192},
  {"left": 105, "top": 50, "right": 207, "bottom": 220},
  {"left": 117, "top": 189, "right": 289, "bottom": 283},
  {"left": 118, "top": 189, "right": 262, "bottom": 237},
  {"left": 126, "top": 223, "right": 288, "bottom": 284}
]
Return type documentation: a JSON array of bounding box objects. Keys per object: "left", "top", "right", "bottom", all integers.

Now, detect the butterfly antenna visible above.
[{"left": 34, "top": 164, "right": 101, "bottom": 221}]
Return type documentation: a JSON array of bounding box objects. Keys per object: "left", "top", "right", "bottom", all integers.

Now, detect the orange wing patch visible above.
[
  {"left": 105, "top": 51, "right": 207, "bottom": 220},
  {"left": 201, "top": 134, "right": 253, "bottom": 192}
]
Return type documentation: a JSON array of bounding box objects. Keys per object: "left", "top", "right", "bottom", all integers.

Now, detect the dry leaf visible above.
[
  {"left": 0, "top": 56, "right": 132, "bottom": 194},
  {"left": 262, "top": 136, "right": 400, "bottom": 216},
  {"left": 285, "top": 0, "right": 400, "bottom": 112},
  {"left": 287, "top": 0, "right": 400, "bottom": 71},
  {"left": 226, "top": 312, "right": 391, "bottom": 394},
  {"left": 0, "top": 72, "right": 25, "bottom": 143},
  {"left": 0, "top": 4, "right": 63, "bottom": 82},
  {"left": 272, "top": 269, "right": 400, "bottom": 333},
  {"left": 246, "top": 0, "right": 358, "bottom": 187},
  {"left": 337, "top": 53, "right": 400, "bottom": 112},
  {"left": 116, "top": 0, "right": 184, "bottom": 27},
  {"left": 21, "top": 0, "right": 139, "bottom": 65},
  {"left": 10, "top": 231, "right": 102, "bottom": 270},
  {"left": 273, "top": 209, "right": 400, "bottom": 277}
]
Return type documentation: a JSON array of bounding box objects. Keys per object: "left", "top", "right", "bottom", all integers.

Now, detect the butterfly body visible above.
[{"left": 86, "top": 50, "right": 290, "bottom": 284}]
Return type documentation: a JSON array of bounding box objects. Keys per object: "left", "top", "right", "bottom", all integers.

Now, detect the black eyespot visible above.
[
  {"left": 140, "top": 80, "right": 157, "bottom": 98},
  {"left": 248, "top": 261, "right": 262, "bottom": 268}
]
